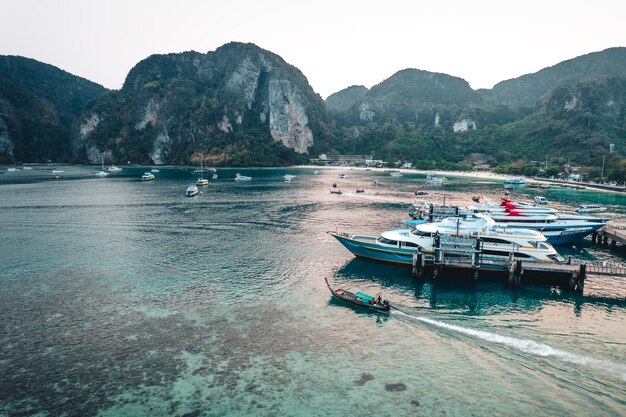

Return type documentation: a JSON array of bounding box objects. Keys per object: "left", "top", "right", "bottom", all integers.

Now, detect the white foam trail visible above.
[{"left": 392, "top": 310, "right": 626, "bottom": 383}]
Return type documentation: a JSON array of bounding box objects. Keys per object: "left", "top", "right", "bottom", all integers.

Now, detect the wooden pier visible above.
[
  {"left": 409, "top": 233, "right": 626, "bottom": 292},
  {"left": 593, "top": 227, "right": 626, "bottom": 249}
]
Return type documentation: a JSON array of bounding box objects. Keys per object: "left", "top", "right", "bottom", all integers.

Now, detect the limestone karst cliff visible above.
[{"left": 75, "top": 42, "right": 333, "bottom": 166}]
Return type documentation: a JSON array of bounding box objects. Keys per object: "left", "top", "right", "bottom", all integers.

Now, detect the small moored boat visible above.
[
  {"left": 95, "top": 156, "right": 108, "bottom": 177},
  {"left": 185, "top": 184, "right": 199, "bottom": 197},
  {"left": 235, "top": 173, "right": 252, "bottom": 181},
  {"left": 503, "top": 177, "right": 526, "bottom": 188},
  {"left": 141, "top": 172, "right": 155, "bottom": 181},
  {"left": 324, "top": 277, "right": 390, "bottom": 312},
  {"left": 576, "top": 204, "right": 607, "bottom": 213}
]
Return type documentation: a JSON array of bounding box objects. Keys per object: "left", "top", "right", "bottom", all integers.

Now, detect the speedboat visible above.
[
  {"left": 107, "top": 166, "right": 122, "bottom": 172},
  {"left": 235, "top": 173, "right": 252, "bottom": 181},
  {"left": 196, "top": 177, "right": 209, "bottom": 186},
  {"left": 473, "top": 210, "right": 606, "bottom": 244},
  {"left": 151, "top": 168, "right": 160, "bottom": 173},
  {"left": 328, "top": 215, "right": 563, "bottom": 266},
  {"left": 469, "top": 198, "right": 556, "bottom": 215},
  {"left": 425, "top": 198, "right": 606, "bottom": 244},
  {"left": 576, "top": 204, "right": 607, "bottom": 213},
  {"left": 534, "top": 196, "right": 548, "bottom": 205},
  {"left": 52, "top": 169, "right": 64, "bottom": 174},
  {"left": 141, "top": 172, "right": 155, "bottom": 181},
  {"left": 185, "top": 185, "right": 199, "bottom": 197}
]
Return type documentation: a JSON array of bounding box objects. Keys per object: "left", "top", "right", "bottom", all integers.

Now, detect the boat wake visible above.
[{"left": 391, "top": 309, "right": 626, "bottom": 383}]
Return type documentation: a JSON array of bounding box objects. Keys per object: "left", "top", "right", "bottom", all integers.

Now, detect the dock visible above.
[
  {"left": 593, "top": 227, "right": 626, "bottom": 249},
  {"left": 411, "top": 234, "right": 626, "bottom": 292}
]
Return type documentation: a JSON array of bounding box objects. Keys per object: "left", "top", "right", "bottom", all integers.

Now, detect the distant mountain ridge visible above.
[
  {"left": 327, "top": 69, "right": 482, "bottom": 124},
  {"left": 1, "top": 44, "right": 625, "bottom": 176},
  {"left": 326, "top": 85, "right": 368, "bottom": 113},
  {"left": 488, "top": 47, "right": 626, "bottom": 107},
  {"left": 0, "top": 56, "right": 107, "bottom": 162},
  {"left": 323, "top": 47, "right": 626, "bottom": 178}
]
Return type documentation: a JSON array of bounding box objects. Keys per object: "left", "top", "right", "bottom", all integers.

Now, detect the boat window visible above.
[
  {"left": 377, "top": 237, "right": 398, "bottom": 246},
  {"left": 410, "top": 230, "right": 433, "bottom": 237},
  {"left": 401, "top": 241, "right": 419, "bottom": 247},
  {"left": 481, "top": 237, "right": 512, "bottom": 244},
  {"left": 482, "top": 249, "right": 531, "bottom": 258}
]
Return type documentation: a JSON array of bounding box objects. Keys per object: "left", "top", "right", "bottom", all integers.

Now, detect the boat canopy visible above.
[{"left": 354, "top": 292, "right": 374, "bottom": 303}]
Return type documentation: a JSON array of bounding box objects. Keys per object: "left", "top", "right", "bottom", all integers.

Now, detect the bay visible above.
[{"left": 0, "top": 166, "right": 625, "bottom": 417}]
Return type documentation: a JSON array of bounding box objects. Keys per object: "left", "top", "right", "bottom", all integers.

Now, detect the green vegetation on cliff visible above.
[{"left": 0, "top": 56, "right": 107, "bottom": 163}]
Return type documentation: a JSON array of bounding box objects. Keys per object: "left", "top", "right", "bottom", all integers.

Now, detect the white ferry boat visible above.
[{"left": 329, "top": 216, "right": 563, "bottom": 266}]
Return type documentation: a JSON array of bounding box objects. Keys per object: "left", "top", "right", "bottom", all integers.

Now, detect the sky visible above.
[{"left": 1, "top": 0, "right": 625, "bottom": 99}]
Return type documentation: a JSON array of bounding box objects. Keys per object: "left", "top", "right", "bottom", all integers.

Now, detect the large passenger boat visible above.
[{"left": 329, "top": 216, "right": 563, "bottom": 266}]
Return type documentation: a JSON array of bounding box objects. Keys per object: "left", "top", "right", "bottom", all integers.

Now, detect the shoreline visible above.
[{"left": 295, "top": 165, "right": 626, "bottom": 195}]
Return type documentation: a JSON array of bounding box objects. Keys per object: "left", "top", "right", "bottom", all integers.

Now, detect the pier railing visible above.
[{"left": 569, "top": 259, "right": 626, "bottom": 276}]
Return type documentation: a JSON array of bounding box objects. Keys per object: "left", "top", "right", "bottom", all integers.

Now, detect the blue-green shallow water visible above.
[{"left": 1, "top": 166, "right": 625, "bottom": 417}]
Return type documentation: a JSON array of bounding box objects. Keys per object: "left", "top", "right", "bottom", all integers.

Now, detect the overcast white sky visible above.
[{"left": 1, "top": 0, "right": 625, "bottom": 99}]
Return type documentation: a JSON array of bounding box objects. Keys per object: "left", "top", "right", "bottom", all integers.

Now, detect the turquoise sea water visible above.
[{"left": 0, "top": 166, "right": 625, "bottom": 417}]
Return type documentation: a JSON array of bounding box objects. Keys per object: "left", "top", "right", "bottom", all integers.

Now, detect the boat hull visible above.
[
  {"left": 499, "top": 222, "right": 605, "bottom": 244},
  {"left": 540, "top": 227, "right": 604, "bottom": 245},
  {"left": 328, "top": 232, "right": 414, "bottom": 266}
]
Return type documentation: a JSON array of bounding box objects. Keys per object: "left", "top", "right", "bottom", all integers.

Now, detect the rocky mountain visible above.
[
  {"left": 326, "top": 85, "right": 368, "bottom": 113},
  {"left": 76, "top": 42, "right": 333, "bottom": 166},
  {"left": 488, "top": 47, "right": 626, "bottom": 107},
  {"left": 507, "top": 76, "right": 626, "bottom": 159},
  {"left": 328, "top": 69, "right": 484, "bottom": 130},
  {"left": 324, "top": 47, "right": 626, "bottom": 180},
  {"left": 2, "top": 43, "right": 625, "bottom": 176},
  {"left": 0, "top": 56, "right": 107, "bottom": 163}
]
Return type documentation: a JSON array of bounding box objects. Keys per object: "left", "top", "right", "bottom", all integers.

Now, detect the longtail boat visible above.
[{"left": 324, "top": 277, "right": 390, "bottom": 312}]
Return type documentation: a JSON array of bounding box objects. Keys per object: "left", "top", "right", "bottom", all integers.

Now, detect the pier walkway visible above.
[
  {"left": 411, "top": 234, "right": 626, "bottom": 293},
  {"left": 594, "top": 227, "right": 626, "bottom": 248}
]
